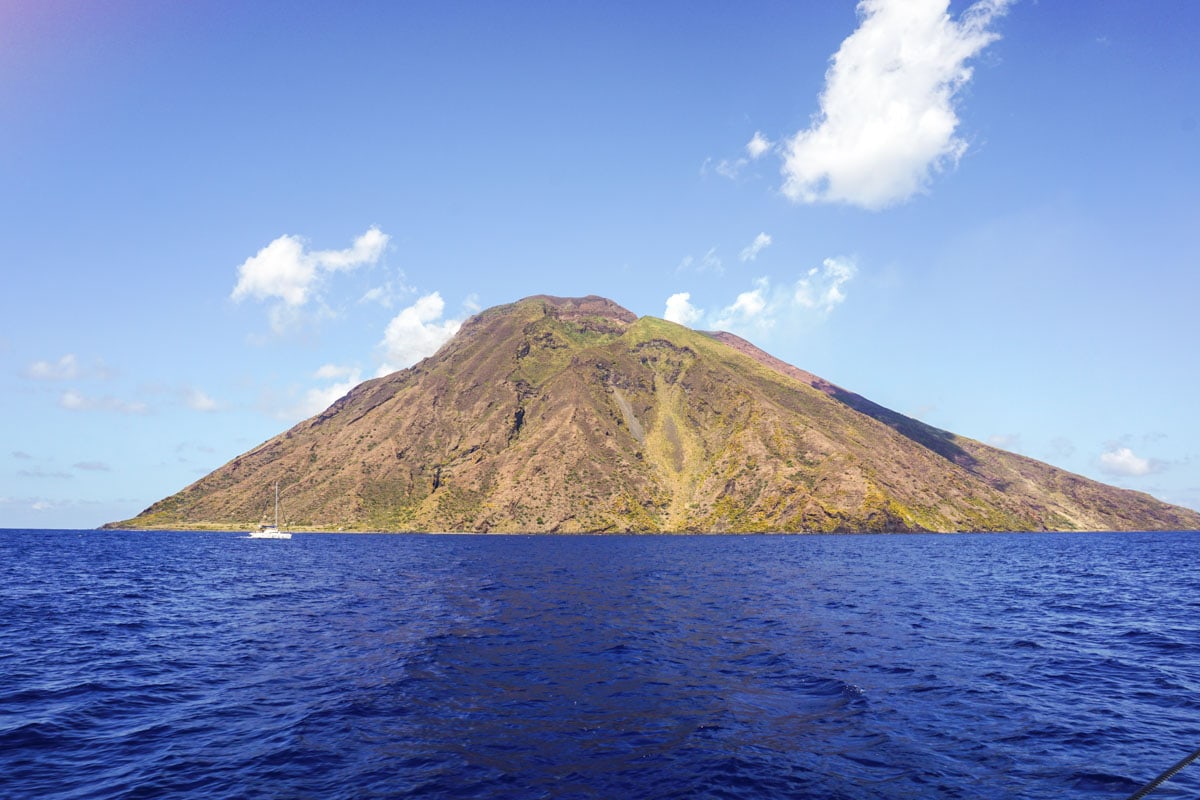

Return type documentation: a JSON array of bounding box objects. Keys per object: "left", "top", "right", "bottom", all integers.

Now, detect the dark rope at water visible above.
[{"left": 1125, "top": 745, "right": 1200, "bottom": 799}]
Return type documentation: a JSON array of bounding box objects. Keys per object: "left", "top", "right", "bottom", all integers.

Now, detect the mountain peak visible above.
[
  {"left": 518, "top": 294, "right": 638, "bottom": 324},
  {"left": 109, "top": 296, "right": 1200, "bottom": 533}
]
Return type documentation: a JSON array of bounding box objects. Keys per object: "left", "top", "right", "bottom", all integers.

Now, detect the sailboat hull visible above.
[
  {"left": 249, "top": 482, "right": 291, "bottom": 538},
  {"left": 249, "top": 528, "right": 292, "bottom": 539}
]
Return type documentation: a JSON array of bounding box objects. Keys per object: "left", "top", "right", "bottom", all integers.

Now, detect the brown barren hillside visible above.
[{"left": 107, "top": 295, "right": 1200, "bottom": 533}]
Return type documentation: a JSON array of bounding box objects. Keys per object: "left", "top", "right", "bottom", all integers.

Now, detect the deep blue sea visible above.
[{"left": 2, "top": 530, "right": 1198, "bottom": 799}]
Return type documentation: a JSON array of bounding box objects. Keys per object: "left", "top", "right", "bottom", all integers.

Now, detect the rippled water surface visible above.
[{"left": 2, "top": 530, "right": 1199, "bottom": 799}]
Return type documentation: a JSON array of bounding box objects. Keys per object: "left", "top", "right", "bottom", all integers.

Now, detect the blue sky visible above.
[{"left": 3, "top": 0, "right": 1198, "bottom": 528}]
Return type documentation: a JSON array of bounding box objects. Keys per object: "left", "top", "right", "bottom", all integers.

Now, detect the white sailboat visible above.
[{"left": 249, "top": 482, "right": 292, "bottom": 539}]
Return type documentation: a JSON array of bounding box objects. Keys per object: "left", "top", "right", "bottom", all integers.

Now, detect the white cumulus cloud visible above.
[
  {"left": 782, "top": 0, "right": 1011, "bottom": 209},
  {"left": 739, "top": 232, "right": 773, "bottom": 262},
  {"left": 231, "top": 235, "right": 316, "bottom": 307},
  {"left": 378, "top": 292, "right": 462, "bottom": 375},
  {"left": 1098, "top": 447, "right": 1160, "bottom": 477},
  {"left": 310, "top": 227, "right": 389, "bottom": 271},
  {"left": 231, "top": 227, "right": 390, "bottom": 331},
  {"left": 664, "top": 293, "right": 704, "bottom": 327}
]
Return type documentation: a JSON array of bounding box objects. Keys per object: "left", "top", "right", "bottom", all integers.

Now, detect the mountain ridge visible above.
[{"left": 107, "top": 295, "right": 1200, "bottom": 533}]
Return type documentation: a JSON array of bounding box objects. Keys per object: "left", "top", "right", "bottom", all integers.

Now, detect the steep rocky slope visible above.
[{"left": 108, "top": 295, "right": 1200, "bottom": 532}]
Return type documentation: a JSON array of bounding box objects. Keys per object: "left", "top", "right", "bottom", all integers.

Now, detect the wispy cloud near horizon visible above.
[
  {"left": 795, "top": 257, "right": 856, "bottom": 312},
  {"left": 24, "top": 354, "right": 115, "bottom": 382},
  {"left": 739, "top": 233, "right": 773, "bottom": 262},
  {"left": 59, "top": 390, "right": 149, "bottom": 415},
  {"left": 25, "top": 354, "right": 80, "bottom": 381},
  {"left": 664, "top": 256, "right": 858, "bottom": 338}
]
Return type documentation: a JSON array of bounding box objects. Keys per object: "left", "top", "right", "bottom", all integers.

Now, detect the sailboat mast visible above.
[{"left": 274, "top": 481, "right": 279, "bottom": 528}]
